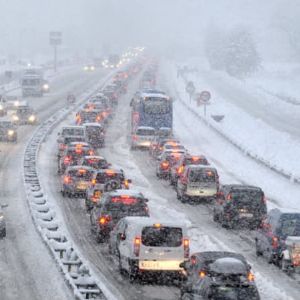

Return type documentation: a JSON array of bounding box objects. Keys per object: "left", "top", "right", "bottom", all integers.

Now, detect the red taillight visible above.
[
  {"left": 272, "top": 236, "right": 279, "bottom": 249},
  {"left": 262, "top": 196, "right": 267, "bottom": 203},
  {"left": 160, "top": 161, "right": 169, "bottom": 170},
  {"left": 63, "top": 176, "right": 72, "bottom": 184},
  {"left": 99, "top": 215, "right": 111, "bottom": 225},
  {"left": 59, "top": 144, "right": 66, "bottom": 150},
  {"left": 134, "top": 236, "right": 141, "bottom": 257},
  {"left": 177, "top": 165, "right": 184, "bottom": 175},
  {"left": 183, "top": 238, "right": 190, "bottom": 258},
  {"left": 199, "top": 271, "right": 206, "bottom": 278},
  {"left": 123, "top": 179, "right": 130, "bottom": 189},
  {"left": 248, "top": 272, "right": 255, "bottom": 282},
  {"left": 226, "top": 193, "right": 232, "bottom": 201},
  {"left": 132, "top": 135, "right": 138, "bottom": 141},
  {"left": 89, "top": 150, "right": 95, "bottom": 156},
  {"left": 63, "top": 156, "right": 71, "bottom": 165}
]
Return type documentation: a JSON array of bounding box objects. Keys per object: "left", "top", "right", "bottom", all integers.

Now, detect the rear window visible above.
[
  {"left": 141, "top": 226, "right": 183, "bottom": 247},
  {"left": 68, "top": 169, "right": 93, "bottom": 180},
  {"left": 136, "top": 128, "right": 155, "bottom": 136},
  {"left": 185, "top": 157, "right": 208, "bottom": 165},
  {"left": 280, "top": 214, "right": 300, "bottom": 236},
  {"left": 64, "top": 137, "right": 85, "bottom": 144},
  {"left": 84, "top": 158, "right": 107, "bottom": 169},
  {"left": 188, "top": 169, "right": 217, "bottom": 183},
  {"left": 231, "top": 190, "right": 263, "bottom": 204},
  {"left": 95, "top": 172, "right": 123, "bottom": 184},
  {"left": 210, "top": 285, "right": 259, "bottom": 300},
  {"left": 62, "top": 128, "right": 84, "bottom": 136},
  {"left": 106, "top": 198, "right": 148, "bottom": 217}
]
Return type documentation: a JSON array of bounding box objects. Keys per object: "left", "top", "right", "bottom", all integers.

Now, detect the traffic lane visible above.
[
  {"left": 0, "top": 68, "right": 109, "bottom": 300},
  {"left": 38, "top": 78, "right": 179, "bottom": 300}
]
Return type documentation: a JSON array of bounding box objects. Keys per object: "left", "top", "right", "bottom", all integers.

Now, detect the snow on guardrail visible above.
[
  {"left": 22, "top": 71, "right": 118, "bottom": 300},
  {"left": 174, "top": 74, "right": 300, "bottom": 184}
]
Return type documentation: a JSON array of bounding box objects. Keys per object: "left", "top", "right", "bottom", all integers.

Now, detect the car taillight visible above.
[
  {"left": 63, "top": 156, "right": 71, "bottom": 165},
  {"left": 134, "top": 236, "right": 141, "bottom": 257},
  {"left": 226, "top": 193, "right": 232, "bottom": 201},
  {"left": 177, "top": 165, "right": 184, "bottom": 175},
  {"left": 247, "top": 272, "right": 255, "bottom": 282},
  {"left": 272, "top": 236, "right": 279, "bottom": 249},
  {"left": 89, "top": 150, "right": 95, "bottom": 156},
  {"left": 99, "top": 215, "right": 111, "bottom": 225},
  {"left": 91, "top": 179, "right": 96, "bottom": 186},
  {"left": 199, "top": 271, "right": 206, "bottom": 278},
  {"left": 63, "top": 176, "right": 72, "bottom": 184},
  {"left": 160, "top": 161, "right": 169, "bottom": 170},
  {"left": 132, "top": 135, "right": 138, "bottom": 141},
  {"left": 183, "top": 238, "right": 190, "bottom": 258},
  {"left": 123, "top": 179, "right": 130, "bottom": 189},
  {"left": 59, "top": 144, "right": 66, "bottom": 150}
]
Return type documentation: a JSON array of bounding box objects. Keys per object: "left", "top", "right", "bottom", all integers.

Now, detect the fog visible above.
[{"left": 0, "top": 0, "right": 299, "bottom": 62}]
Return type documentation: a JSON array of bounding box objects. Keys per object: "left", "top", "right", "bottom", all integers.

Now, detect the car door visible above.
[{"left": 110, "top": 220, "right": 125, "bottom": 255}]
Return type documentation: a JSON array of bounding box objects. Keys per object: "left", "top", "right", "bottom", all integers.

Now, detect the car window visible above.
[
  {"left": 69, "top": 169, "right": 93, "bottom": 180},
  {"left": 141, "top": 226, "right": 183, "bottom": 247},
  {"left": 280, "top": 215, "right": 300, "bottom": 236},
  {"left": 136, "top": 128, "right": 155, "bottom": 136},
  {"left": 188, "top": 169, "right": 217, "bottom": 183}
]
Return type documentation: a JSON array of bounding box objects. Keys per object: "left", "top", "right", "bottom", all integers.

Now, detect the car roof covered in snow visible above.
[{"left": 106, "top": 189, "right": 145, "bottom": 198}]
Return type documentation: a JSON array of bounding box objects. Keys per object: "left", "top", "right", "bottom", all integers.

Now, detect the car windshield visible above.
[
  {"left": 136, "top": 128, "right": 155, "bottom": 136},
  {"left": 189, "top": 169, "right": 217, "bottom": 183},
  {"left": 141, "top": 226, "right": 182, "bottom": 247},
  {"left": 143, "top": 99, "right": 170, "bottom": 114},
  {"left": 210, "top": 285, "right": 259, "bottom": 300},
  {"left": 280, "top": 215, "right": 300, "bottom": 236},
  {"left": 62, "top": 128, "right": 84, "bottom": 136}
]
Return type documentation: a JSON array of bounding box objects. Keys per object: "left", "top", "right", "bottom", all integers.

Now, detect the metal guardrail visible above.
[{"left": 22, "top": 72, "right": 117, "bottom": 300}]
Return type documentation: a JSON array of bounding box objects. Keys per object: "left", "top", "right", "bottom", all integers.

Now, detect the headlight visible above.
[
  {"left": 0, "top": 104, "right": 3, "bottom": 110},
  {"left": 7, "top": 130, "right": 14, "bottom": 136},
  {"left": 0, "top": 214, "right": 3, "bottom": 220},
  {"left": 14, "top": 101, "right": 20, "bottom": 107},
  {"left": 84, "top": 66, "right": 89, "bottom": 71},
  {"left": 28, "top": 115, "right": 36, "bottom": 122},
  {"left": 43, "top": 84, "right": 49, "bottom": 90},
  {"left": 12, "top": 115, "right": 19, "bottom": 121},
  {"left": 90, "top": 66, "right": 95, "bottom": 71}
]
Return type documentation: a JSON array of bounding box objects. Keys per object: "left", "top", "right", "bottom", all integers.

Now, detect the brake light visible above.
[
  {"left": 227, "top": 193, "right": 232, "bottom": 201},
  {"left": 75, "top": 148, "right": 82, "bottom": 154},
  {"left": 272, "top": 236, "right": 279, "bottom": 249},
  {"left": 160, "top": 161, "right": 169, "bottom": 170},
  {"left": 177, "top": 165, "right": 184, "bottom": 175},
  {"left": 63, "top": 156, "right": 71, "bottom": 165},
  {"left": 96, "top": 115, "right": 102, "bottom": 122},
  {"left": 248, "top": 272, "right": 255, "bottom": 282},
  {"left": 132, "top": 135, "right": 138, "bottom": 141},
  {"left": 123, "top": 179, "right": 130, "bottom": 189},
  {"left": 99, "top": 215, "right": 111, "bottom": 225},
  {"left": 78, "top": 169, "right": 86, "bottom": 174},
  {"left": 199, "top": 271, "right": 206, "bottom": 278},
  {"left": 134, "top": 236, "right": 141, "bottom": 257},
  {"left": 191, "top": 156, "right": 200, "bottom": 162},
  {"left": 183, "top": 238, "right": 190, "bottom": 258},
  {"left": 59, "top": 144, "right": 66, "bottom": 150},
  {"left": 262, "top": 195, "right": 267, "bottom": 203},
  {"left": 91, "top": 178, "right": 96, "bottom": 186},
  {"left": 89, "top": 150, "right": 94, "bottom": 156},
  {"left": 154, "top": 223, "right": 161, "bottom": 228},
  {"left": 105, "top": 169, "right": 116, "bottom": 176},
  {"left": 63, "top": 176, "right": 72, "bottom": 184}
]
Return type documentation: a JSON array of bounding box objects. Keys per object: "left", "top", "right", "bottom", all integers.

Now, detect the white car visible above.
[
  {"left": 131, "top": 126, "right": 156, "bottom": 149},
  {"left": 109, "top": 216, "right": 190, "bottom": 282}
]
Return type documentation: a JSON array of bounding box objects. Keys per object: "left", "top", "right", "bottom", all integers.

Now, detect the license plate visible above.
[
  {"left": 77, "top": 182, "right": 87, "bottom": 190},
  {"left": 139, "top": 260, "right": 181, "bottom": 271},
  {"left": 239, "top": 213, "right": 253, "bottom": 218}
]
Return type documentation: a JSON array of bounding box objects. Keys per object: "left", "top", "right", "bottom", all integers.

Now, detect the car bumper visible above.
[{"left": 185, "top": 188, "right": 217, "bottom": 197}]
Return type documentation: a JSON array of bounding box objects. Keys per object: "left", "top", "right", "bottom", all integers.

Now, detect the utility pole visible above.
[{"left": 49, "top": 31, "right": 62, "bottom": 72}]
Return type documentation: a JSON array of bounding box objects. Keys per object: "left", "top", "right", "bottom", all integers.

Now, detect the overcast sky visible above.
[{"left": 0, "top": 0, "right": 299, "bottom": 61}]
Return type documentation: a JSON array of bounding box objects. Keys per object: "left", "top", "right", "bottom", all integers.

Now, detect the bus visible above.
[{"left": 130, "top": 90, "right": 173, "bottom": 134}]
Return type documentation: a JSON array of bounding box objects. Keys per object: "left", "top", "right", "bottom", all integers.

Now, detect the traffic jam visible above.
[{"left": 14, "top": 55, "right": 289, "bottom": 300}]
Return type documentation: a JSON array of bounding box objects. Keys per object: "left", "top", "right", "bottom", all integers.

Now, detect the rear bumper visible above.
[{"left": 185, "top": 188, "right": 217, "bottom": 197}]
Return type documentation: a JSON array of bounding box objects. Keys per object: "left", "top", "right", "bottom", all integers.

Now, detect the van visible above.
[
  {"left": 109, "top": 217, "right": 189, "bottom": 281},
  {"left": 131, "top": 126, "right": 156, "bottom": 149},
  {"left": 176, "top": 165, "right": 219, "bottom": 202}
]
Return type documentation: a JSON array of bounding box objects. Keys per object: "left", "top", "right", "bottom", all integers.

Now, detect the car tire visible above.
[
  {"left": 255, "top": 239, "right": 263, "bottom": 257},
  {"left": 0, "top": 228, "right": 6, "bottom": 238}
]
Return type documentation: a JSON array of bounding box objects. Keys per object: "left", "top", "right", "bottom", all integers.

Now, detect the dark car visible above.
[
  {"left": 0, "top": 121, "right": 17, "bottom": 142},
  {"left": 213, "top": 185, "right": 267, "bottom": 229},
  {"left": 83, "top": 123, "right": 105, "bottom": 148},
  {"left": 57, "top": 135, "right": 86, "bottom": 158},
  {"left": 170, "top": 155, "right": 209, "bottom": 186},
  {"left": 180, "top": 251, "right": 259, "bottom": 300},
  {"left": 75, "top": 109, "right": 103, "bottom": 125},
  {"left": 156, "top": 151, "right": 185, "bottom": 179},
  {"left": 255, "top": 208, "right": 300, "bottom": 265},
  {"left": 90, "top": 190, "right": 149, "bottom": 242}
]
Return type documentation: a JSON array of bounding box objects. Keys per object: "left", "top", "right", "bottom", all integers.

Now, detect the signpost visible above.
[
  {"left": 49, "top": 31, "right": 62, "bottom": 72},
  {"left": 195, "top": 90, "right": 211, "bottom": 116},
  {"left": 185, "top": 81, "right": 195, "bottom": 103}
]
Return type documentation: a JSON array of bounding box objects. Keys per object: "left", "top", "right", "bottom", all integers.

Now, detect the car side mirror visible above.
[{"left": 118, "top": 232, "right": 126, "bottom": 241}]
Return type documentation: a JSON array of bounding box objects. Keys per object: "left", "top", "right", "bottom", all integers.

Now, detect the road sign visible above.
[
  {"left": 49, "top": 31, "right": 62, "bottom": 45},
  {"left": 199, "top": 90, "right": 211, "bottom": 103},
  {"left": 185, "top": 81, "right": 195, "bottom": 95}
]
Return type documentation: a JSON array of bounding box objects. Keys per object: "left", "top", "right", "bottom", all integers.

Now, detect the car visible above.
[
  {"left": 0, "top": 203, "right": 8, "bottom": 238},
  {"left": 255, "top": 208, "right": 300, "bottom": 267},
  {"left": 11, "top": 105, "right": 38, "bottom": 125},
  {"left": 90, "top": 190, "right": 149, "bottom": 243},
  {"left": 61, "top": 166, "right": 94, "bottom": 197},
  {"left": 75, "top": 109, "right": 103, "bottom": 125},
  {"left": 78, "top": 155, "right": 110, "bottom": 170},
  {"left": 213, "top": 185, "right": 267, "bottom": 229},
  {"left": 176, "top": 165, "right": 219, "bottom": 203},
  {"left": 0, "top": 121, "right": 17, "bottom": 142},
  {"left": 162, "top": 143, "right": 186, "bottom": 154},
  {"left": 170, "top": 155, "right": 209, "bottom": 186},
  {"left": 149, "top": 137, "right": 181, "bottom": 157},
  {"left": 109, "top": 217, "right": 189, "bottom": 282},
  {"left": 83, "top": 64, "right": 96, "bottom": 72},
  {"left": 156, "top": 127, "right": 173, "bottom": 138},
  {"left": 57, "top": 125, "right": 86, "bottom": 148},
  {"left": 180, "top": 251, "right": 259, "bottom": 300},
  {"left": 86, "top": 168, "right": 130, "bottom": 199},
  {"left": 156, "top": 151, "right": 185, "bottom": 179},
  {"left": 131, "top": 126, "right": 156, "bottom": 149},
  {"left": 83, "top": 123, "right": 105, "bottom": 148},
  {"left": 57, "top": 135, "right": 87, "bottom": 158},
  {"left": 58, "top": 142, "right": 95, "bottom": 174},
  {"left": 102, "top": 85, "right": 119, "bottom": 106}
]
